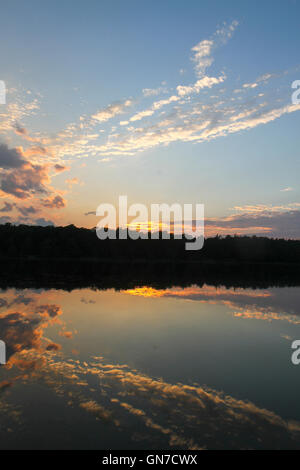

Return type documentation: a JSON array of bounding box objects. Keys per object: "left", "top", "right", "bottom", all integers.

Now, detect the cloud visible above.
[
  {"left": 0, "top": 295, "right": 62, "bottom": 362},
  {"left": 46, "top": 342, "right": 61, "bottom": 351},
  {"left": 65, "top": 177, "right": 79, "bottom": 188},
  {"left": 13, "top": 123, "right": 43, "bottom": 144},
  {"left": 53, "top": 163, "right": 69, "bottom": 173},
  {"left": 17, "top": 205, "right": 38, "bottom": 217},
  {"left": 0, "top": 143, "right": 25, "bottom": 169},
  {"left": 0, "top": 161, "right": 49, "bottom": 199},
  {"left": 142, "top": 86, "right": 168, "bottom": 97},
  {"left": 242, "top": 73, "right": 275, "bottom": 90},
  {"left": 3, "top": 285, "right": 300, "bottom": 450},
  {"left": 63, "top": 356, "right": 300, "bottom": 448},
  {"left": 0, "top": 93, "right": 40, "bottom": 134},
  {"left": 92, "top": 100, "right": 133, "bottom": 123},
  {"left": 130, "top": 109, "right": 155, "bottom": 122},
  {"left": 151, "top": 95, "right": 180, "bottom": 111},
  {"left": 0, "top": 143, "right": 65, "bottom": 209},
  {"left": 191, "top": 39, "right": 214, "bottom": 77},
  {"left": 80, "top": 400, "right": 112, "bottom": 421},
  {"left": 0, "top": 312, "right": 42, "bottom": 359},
  {"left": 80, "top": 297, "right": 96, "bottom": 304},
  {"left": 42, "top": 194, "right": 66, "bottom": 209},
  {"left": 191, "top": 20, "right": 238, "bottom": 77},
  {"left": 243, "top": 82, "right": 258, "bottom": 89},
  {"left": 59, "top": 330, "right": 73, "bottom": 338},
  {"left": 33, "top": 217, "right": 55, "bottom": 226},
  {"left": 0, "top": 215, "right": 12, "bottom": 223},
  {"left": 123, "top": 285, "right": 300, "bottom": 325},
  {"left": 83, "top": 24, "right": 300, "bottom": 157},
  {"left": 96, "top": 101, "right": 300, "bottom": 156},
  {"left": 10, "top": 343, "right": 300, "bottom": 449},
  {"left": 6, "top": 21, "right": 295, "bottom": 170},
  {"left": 2, "top": 17, "right": 299, "bottom": 218},
  {"left": 0, "top": 201, "right": 15, "bottom": 212},
  {"left": 23, "top": 146, "right": 48, "bottom": 157},
  {"left": 11, "top": 294, "right": 35, "bottom": 306},
  {"left": 176, "top": 75, "right": 225, "bottom": 97},
  {"left": 231, "top": 203, "right": 300, "bottom": 213},
  {"left": 205, "top": 205, "right": 300, "bottom": 238},
  {"left": 37, "top": 304, "right": 62, "bottom": 317},
  {"left": 280, "top": 187, "right": 293, "bottom": 192},
  {"left": 42, "top": 22, "right": 239, "bottom": 159},
  {"left": 129, "top": 96, "right": 180, "bottom": 123},
  {"left": 14, "top": 123, "right": 27, "bottom": 136}
]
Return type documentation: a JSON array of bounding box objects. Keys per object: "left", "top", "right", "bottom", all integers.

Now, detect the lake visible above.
[{"left": 1, "top": 283, "right": 300, "bottom": 449}]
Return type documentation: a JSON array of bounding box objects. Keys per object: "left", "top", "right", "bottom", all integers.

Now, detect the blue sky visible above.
[{"left": 0, "top": 0, "right": 300, "bottom": 236}]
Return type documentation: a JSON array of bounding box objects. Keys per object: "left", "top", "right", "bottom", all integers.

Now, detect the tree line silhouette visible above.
[{"left": 0, "top": 222, "right": 300, "bottom": 264}]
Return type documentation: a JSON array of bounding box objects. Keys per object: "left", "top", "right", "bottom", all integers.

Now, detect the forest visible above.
[{"left": 0, "top": 222, "right": 300, "bottom": 263}]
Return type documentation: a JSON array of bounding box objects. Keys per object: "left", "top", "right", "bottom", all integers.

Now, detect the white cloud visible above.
[
  {"left": 92, "top": 99, "right": 133, "bottom": 123},
  {"left": 129, "top": 96, "right": 180, "bottom": 123},
  {"left": 242, "top": 72, "right": 275, "bottom": 90},
  {"left": 142, "top": 86, "right": 167, "bottom": 97},
  {"left": 177, "top": 75, "right": 225, "bottom": 97},
  {"left": 130, "top": 109, "right": 154, "bottom": 122},
  {"left": 191, "top": 39, "right": 214, "bottom": 77},
  {"left": 280, "top": 187, "right": 294, "bottom": 192},
  {"left": 191, "top": 20, "right": 238, "bottom": 78},
  {"left": 243, "top": 82, "right": 258, "bottom": 89},
  {"left": 4, "top": 20, "right": 299, "bottom": 170},
  {"left": 96, "top": 102, "right": 300, "bottom": 156}
]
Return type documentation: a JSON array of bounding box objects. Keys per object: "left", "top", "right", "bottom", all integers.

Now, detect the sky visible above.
[{"left": 0, "top": 0, "right": 300, "bottom": 237}]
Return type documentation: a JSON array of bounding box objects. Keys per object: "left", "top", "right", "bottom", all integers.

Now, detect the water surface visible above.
[{"left": 1, "top": 283, "right": 300, "bottom": 449}]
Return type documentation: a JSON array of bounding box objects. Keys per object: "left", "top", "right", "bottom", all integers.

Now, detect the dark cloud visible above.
[
  {"left": 206, "top": 210, "right": 300, "bottom": 238},
  {"left": 37, "top": 304, "right": 62, "bottom": 317},
  {"left": 42, "top": 195, "right": 66, "bottom": 209},
  {"left": 0, "top": 201, "right": 15, "bottom": 212},
  {"left": 17, "top": 205, "right": 38, "bottom": 217},
  {"left": 84, "top": 210, "right": 96, "bottom": 216},
  {"left": 80, "top": 297, "right": 96, "bottom": 304},
  {"left": 14, "top": 123, "right": 27, "bottom": 136},
  {"left": 17, "top": 217, "right": 55, "bottom": 226},
  {"left": 0, "top": 143, "right": 25, "bottom": 169},
  {"left": 33, "top": 218, "right": 55, "bottom": 227},
  {"left": 1, "top": 162, "right": 49, "bottom": 199},
  {"left": 0, "top": 215, "right": 12, "bottom": 224},
  {"left": 46, "top": 342, "right": 61, "bottom": 351},
  {"left": 0, "top": 143, "right": 59, "bottom": 202},
  {"left": 10, "top": 294, "right": 35, "bottom": 306},
  {"left": 54, "top": 164, "right": 69, "bottom": 173},
  {"left": 0, "top": 293, "right": 63, "bottom": 365},
  {"left": 0, "top": 298, "right": 8, "bottom": 308},
  {"left": 0, "top": 312, "right": 41, "bottom": 359}
]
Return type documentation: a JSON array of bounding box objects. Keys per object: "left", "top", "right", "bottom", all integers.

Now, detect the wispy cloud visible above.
[
  {"left": 176, "top": 75, "right": 225, "bottom": 97},
  {"left": 191, "top": 20, "right": 239, "bottom": 78},
  {"left": 2, "top": 21, "right": 296, "bottom": 164},
  {"left": 91, "top": 99, "right": 133, "bottom": 123},
  {"left": 142, "top": 85, "right": 168, "bottom": 97},
  {"left": 280, "top": 187, "right": 293, "bottom": 192},
  {"left": 204, "top": 204, "right": 300, "bottom": 238},
  {"left": 0, "top": 20, "right": 299, "bottom": 230}
]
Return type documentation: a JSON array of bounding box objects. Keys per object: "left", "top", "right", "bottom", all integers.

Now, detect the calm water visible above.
[{"left": 1, "top": 283, "right": 300, "bottom": 449}]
